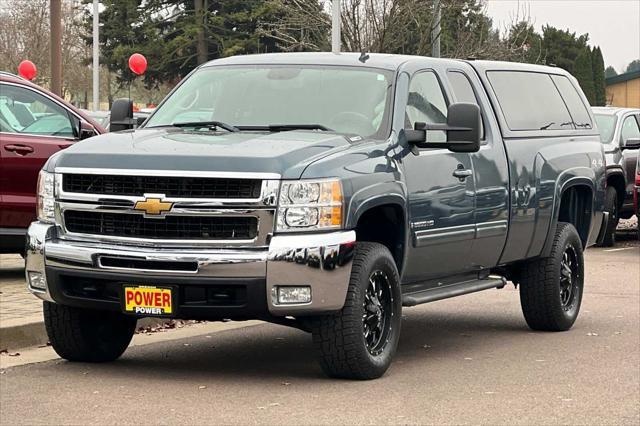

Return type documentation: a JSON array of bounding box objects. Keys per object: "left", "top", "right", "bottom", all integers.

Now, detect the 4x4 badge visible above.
[{"left": 134, "top": 197, "right": 173, "bottom": 215}]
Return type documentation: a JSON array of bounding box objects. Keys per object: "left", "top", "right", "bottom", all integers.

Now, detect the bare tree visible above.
[
  {"left": 257, "top": 0, "right": 331, "bottom": 52},
  {"left": 0, "top": 0, "right": 93, "bottom": 104}
]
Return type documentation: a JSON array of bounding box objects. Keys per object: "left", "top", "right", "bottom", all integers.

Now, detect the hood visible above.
[{"left": 47, "top": 128, "right": 353, "bottom": 179}]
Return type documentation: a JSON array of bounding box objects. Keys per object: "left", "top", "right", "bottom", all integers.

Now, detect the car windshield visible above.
[
  {"left": 145, "top": 65, "right": 394, "bottom": 138},
  {"left": 594, "top": 114, "right": 617, "bottom": 143}
]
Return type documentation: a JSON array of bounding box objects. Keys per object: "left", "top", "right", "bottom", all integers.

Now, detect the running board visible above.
[{"left": 402, "top": 277, "right": 507, "bottom": 307}]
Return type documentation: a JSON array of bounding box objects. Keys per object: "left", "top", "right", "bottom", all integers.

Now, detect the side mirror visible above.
[
  {"left": 405, "top": 103, "right": 481, "bottom": 153},
  {"left": 135, "top": 115, "right": 148, "bottom": 127},
  {"left": 109, "top": 98, "right": 135, "bottom": 132},
  {"left": 622, "top": 138, "right": 640, "bottom": 150},
  {"left": 70, "top": 117, "right": 96, "bottom": 140}
]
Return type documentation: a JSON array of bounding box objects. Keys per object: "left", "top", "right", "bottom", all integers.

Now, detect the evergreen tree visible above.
[
  {"left": 541, "top": 26, "right": 588, "bottom": 73},
  {"left": 626, "top": 59, "right": 640, "bottom": 73},
  {"left": 573, "top": 48, "right": 596, "bottom": 105},
  {"left": 591, "top": 46, "right": 606, "bottom": 106},
  {"left": 88, "top": 0, "right": 325, "bottom": 87},
  {"left": 507, "top": 21, "right": 544, "bottom": 63},
  {"left": 605, "top": 66, "right": 618, "bottom": 78},
  {"left": 440, "top": 0, "right": 493, "bottom": 59}
]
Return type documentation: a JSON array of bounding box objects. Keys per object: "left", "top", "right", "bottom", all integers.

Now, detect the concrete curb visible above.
[
  {"left": 0, "top": 319, "right": 48, "bottom": 351},
  {"left": 0, "top": 317, "right": 170, "bottom": 352}
]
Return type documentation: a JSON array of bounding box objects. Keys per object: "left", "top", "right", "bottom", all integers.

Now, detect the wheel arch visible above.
[
  {"left": 349, "top": 195, "right": 407, "bottom": 275},
  {"left": 605, "top": 169, "right": 626, "bottom": 209},
  {"left": 541, "top": 178, "right": 595, "bottom": 256}
]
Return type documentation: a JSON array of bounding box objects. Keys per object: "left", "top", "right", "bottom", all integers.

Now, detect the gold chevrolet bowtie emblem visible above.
[{"left": 134, "top": 197, "right": 173, "bottom": 215}]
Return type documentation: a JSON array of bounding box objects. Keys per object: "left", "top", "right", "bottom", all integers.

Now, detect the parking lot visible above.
[{"left": 1, "top": 231, "right": 638, "bottom": 425}]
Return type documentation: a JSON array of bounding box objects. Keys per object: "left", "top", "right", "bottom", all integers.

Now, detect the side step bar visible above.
[{"left": 402, "top": 277, "right": 507, "bottom": 307}]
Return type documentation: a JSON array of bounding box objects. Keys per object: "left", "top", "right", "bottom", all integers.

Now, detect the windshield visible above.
[
  {"left": 594, "top": 114, "right": 617, "bottom": 143},
  {"left": 145, "top": 65, "right": 394, "bottom": 138}
]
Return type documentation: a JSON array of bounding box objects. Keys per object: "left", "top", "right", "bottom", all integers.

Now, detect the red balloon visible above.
[
  {"left": 128, "top": 53, "right": 147, "bottom": 75},
  {"left": 18, "top": 60, "right": 37, "bottom": 80}
]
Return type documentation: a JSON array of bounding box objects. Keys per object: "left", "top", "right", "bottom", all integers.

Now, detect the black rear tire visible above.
[
  {"left": 598, "top": 187, "right": 618, "bottom": 247},
  {"left": 519, "top": 222, "right": 584, "bottom": 331},
  {"left": 311, "top": 242, "right": 402, "bottom": 380},
  {"left": 44, "top": 302, "right": 136, "bottom": 362}
]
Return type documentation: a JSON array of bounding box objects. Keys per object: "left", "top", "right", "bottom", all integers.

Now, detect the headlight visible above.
[
  {"left": 37, "top": 170, "right": 56, "bottom": 223},
  {"left": 276, "top": 179, "right": 343, "bottom": 232}
]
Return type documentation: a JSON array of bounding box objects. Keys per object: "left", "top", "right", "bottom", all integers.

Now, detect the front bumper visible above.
[{"left": 25, "top": 222, "right": 355, "bottom": 318}]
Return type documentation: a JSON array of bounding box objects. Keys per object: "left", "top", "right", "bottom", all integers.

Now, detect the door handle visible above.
[
  {"left": 452, "top": 168, "right": 472, "bottom": 181},
  {"left": 4, "top": 144, "right": 34, "bottom": 155}
]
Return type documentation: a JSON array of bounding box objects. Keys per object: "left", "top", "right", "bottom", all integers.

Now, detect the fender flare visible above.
[
  {"left": 346, "top": 185, "right": 408, "bottom": 275},
  {"left": 540, "top": 177, "right": 596, "bottom": 257}
]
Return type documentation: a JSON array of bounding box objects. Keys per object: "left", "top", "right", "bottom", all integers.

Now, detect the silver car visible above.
[{"left": 593, "top": 106, "right": 640, "bottom": 245}]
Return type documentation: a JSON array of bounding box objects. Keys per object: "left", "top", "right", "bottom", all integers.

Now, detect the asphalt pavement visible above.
[{"left": 0, "top": 239, "right": 638, "bottom": 425}]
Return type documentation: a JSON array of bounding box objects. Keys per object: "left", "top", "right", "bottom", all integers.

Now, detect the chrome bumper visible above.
[{"left": 25, "top": 222, "right": 356, "bottom": 316}]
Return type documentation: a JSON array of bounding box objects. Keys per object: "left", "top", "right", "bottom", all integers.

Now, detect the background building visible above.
[{"left": 605, "top": 70, "right": 640, "bottom": 107}]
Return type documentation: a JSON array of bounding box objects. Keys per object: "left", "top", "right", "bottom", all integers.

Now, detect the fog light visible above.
[
  {"left": 276, "top": 286, "right": 311, "bottom": 304},
  {"left": 28, "top": 271, "right": 46, "bottom": 290}
]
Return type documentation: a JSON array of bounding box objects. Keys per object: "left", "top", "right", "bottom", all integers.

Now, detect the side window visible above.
[
  {"left": 0, "top": 84, "right": 74, "bottom": 137},
  {"left": 406, "top": 71, "right": 448, "bottom": 142},
  {"left": 551, "top": 75, "right": 593, "bottom": 130},
  {"left": 447, "top": 70, "right": 485, "bottom": 141},
  {"left": 487, "top": 71, "right": 573, "bottom": 131},
  {"left": 620, "top": 115, "right": 640, "bottom": 144}
]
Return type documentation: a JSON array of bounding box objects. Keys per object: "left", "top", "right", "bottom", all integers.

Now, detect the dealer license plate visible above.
[{"left": 123, "top": 286, "right": 173, "bottom": 315}]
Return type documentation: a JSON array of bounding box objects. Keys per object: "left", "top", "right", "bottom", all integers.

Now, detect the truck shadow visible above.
[{"left": 69, "top": 309, "right": 533, "bottom": 381}]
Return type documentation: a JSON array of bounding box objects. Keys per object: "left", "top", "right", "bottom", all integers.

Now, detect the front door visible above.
[
  {"left": 401, "top": 70, "right": 476, "bottom": 283},
  {"left": 0, "top": 83, "right": 76, "bottom": 229}
]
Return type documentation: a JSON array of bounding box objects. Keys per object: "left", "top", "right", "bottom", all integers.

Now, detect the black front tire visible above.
[
  {"left": 44, "top": 302, "right": 137, "bottom": 362},
  {"left": 311, "top": 242, "right": 402, "bottom": 380},
  {"left": 598, "top": 187, "right": 618, "bottom": 247},
  {"left": 519, "top": 222, "right": 584, "bottom": 331}
]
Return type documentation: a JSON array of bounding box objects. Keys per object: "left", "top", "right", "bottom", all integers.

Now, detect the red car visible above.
[
  {"left": 635, "top": 153, "right": 640, "bottom": 228},
  {"left": 0, "top": 72, "right": 105, "bottom": 254}
]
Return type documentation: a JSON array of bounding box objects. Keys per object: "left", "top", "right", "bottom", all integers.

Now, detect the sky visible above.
[{"left": 485, "top": 0, "right": 640, "bottom": 73}]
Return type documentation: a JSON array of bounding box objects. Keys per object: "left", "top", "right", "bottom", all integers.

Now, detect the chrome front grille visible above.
[
  {"left": 54, "top": 168, "right": 279, "bottom": 247},
  {"left": 64, "top": 211, "right": 258, "bottom": 240},
  {"left": 62, "top": 174, "right": 262, "bottom": 199}
]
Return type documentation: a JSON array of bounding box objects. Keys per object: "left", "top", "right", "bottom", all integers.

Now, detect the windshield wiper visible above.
[
  {"left": 236, "top": 124, "right": 333, "bottom": 132},
  {"left": 171, "top": 121, "right": 239, "bottom": 132}
]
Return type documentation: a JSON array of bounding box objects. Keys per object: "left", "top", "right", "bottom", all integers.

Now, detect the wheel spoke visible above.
[
  {"left": 559, "top": 245, "right": 579, "bottom": 309},
  {"left": 362, "top": 270, "right": 393, "bottom": 355}
]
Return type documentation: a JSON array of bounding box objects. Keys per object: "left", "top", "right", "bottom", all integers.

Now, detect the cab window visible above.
[
  {"left": 487, "top": 71, "right": 573, "bottom": 131},
  {"left": 406, "top": 71, "right": 448, "bottom": 142},
  {"left": 0, "top": 84, "right": 74, "bottom": 137},
  {"left": 620, "top": 115, "right": 640, "bottom": 145},
  {"left": 550, "top": 75, "right": 593, "bottom": 130},
  {"left": 447, "top": 70, "right": 485, "bottom": 140}
]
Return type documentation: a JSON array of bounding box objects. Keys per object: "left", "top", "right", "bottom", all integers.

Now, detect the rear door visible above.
[{"left": 0, "top": 82, "right": 76, "bottom": 229}]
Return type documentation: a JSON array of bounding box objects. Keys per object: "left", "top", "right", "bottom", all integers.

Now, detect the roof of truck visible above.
[
  {"left": 202, "top": 52, "right": 570, "bottom": 76},
  {"left": 203, "top": 52, "right": 442, "bottom": 70}
]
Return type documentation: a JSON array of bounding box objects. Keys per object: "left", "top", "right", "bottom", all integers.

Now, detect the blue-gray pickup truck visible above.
[{"left": 26, "top": 53, "right": 607, "bottom": 379}]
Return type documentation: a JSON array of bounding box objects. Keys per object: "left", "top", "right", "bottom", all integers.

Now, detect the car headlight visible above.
[
  {"left": 37, "top": 170, "right": 56, "bottom": 223},
  {"left": 276, "top": 179, "right": 343, "bottom": 232}
]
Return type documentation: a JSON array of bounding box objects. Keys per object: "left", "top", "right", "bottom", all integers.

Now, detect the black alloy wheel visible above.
[
  {"left": 559, "top": 245, "right": 580, "bottom": 310},
  {"left": 363, "top": 270, "right": 394, "bottom": 356}
]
